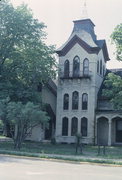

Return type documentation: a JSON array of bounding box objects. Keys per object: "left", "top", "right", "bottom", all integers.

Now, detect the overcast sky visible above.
[{"left": 11, "top": 0, "right": 122, "bottom": 69}]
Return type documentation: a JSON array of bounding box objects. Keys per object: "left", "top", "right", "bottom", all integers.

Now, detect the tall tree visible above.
[
  {"left": 103, "top": 23, "right": 122, "bottom": 109},
  {"left": 0, "top": 0, "right": 57, "bottom": 103},
  {"left": 103, "top": 73, "right": 122, "bottom": 110},
  {"left": 111, "top": 23, "right": 122, "bottom": 61},
  {"left": 0, "top": 100, "right": 49, "bottom": 149}
]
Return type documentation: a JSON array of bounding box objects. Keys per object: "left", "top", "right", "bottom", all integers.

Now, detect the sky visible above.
[{"left": 10, "top": 0, "right": 122, "bottom": 69}]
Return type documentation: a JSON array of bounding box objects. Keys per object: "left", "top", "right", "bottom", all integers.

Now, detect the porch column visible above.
[
  {"left": 68, "top": 118, "right": 71, "bottom": 136},
  {"left": 108, "top": 119, "right": 112, "bottom": 146}
]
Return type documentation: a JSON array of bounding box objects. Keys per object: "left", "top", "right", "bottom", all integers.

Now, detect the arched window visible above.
[
  {"left": 62, "top": 117, "right": 68, "bottom": 136},
  {"left": 100, "top": 60, "right": 102, "bottom": 75},
  {"left": 71, "top": 117, "right": 78, "bottom": 136},
  {"left": 63, "top": 94, "right": 69, "bottom": 110},
  {"left": 72, "top": 91, "right": 79, "bottom": 110},
  {"left": 81, "top": 117, "right": 87, "bottom": 136},
  {"left": 82, "top": 93, "right": 88, "bottom": 110},
  {"left": 64, "top": 60, "right": 69, "bottom": 77},
  {"left": 103, "top": 65, "right": 105, "bottom": 76},
  {"left": 73, "top": 56, "right": 80, "bottom": 77},
  {"left": 83, "top": 58, "right": 89, "bottom": 75},
  {"left": 97, "top": 60, "right": 99, "bottom": 73}
]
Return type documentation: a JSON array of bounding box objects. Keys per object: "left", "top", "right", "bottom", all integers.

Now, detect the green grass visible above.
[
  {"left": 0, "top": 140, "right": 122, "bottom": 159},
  {"left": 0, "top": 149, "right": 122, "bottom": 166},
  {"left": 0, "top": 141, "right": 76, "bottom": 155}
]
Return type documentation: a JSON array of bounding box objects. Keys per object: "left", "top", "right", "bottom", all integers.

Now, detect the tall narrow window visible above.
[
  {"left": 103, "top": 65, "right": 105, "bottom": 76},
  {"left": 71, "top": 117, "right": 78, "bottom": 136},
  {"left": 81, "top": 117, "right": 87, "bottom": 136},
  {"left": 63, "top": 94, "right": 69, "bottom": 110},
  {"left": 72, "top": 91, "right": 79, "bottom": 110},
  {"left": 82, "top": 93, "right": 88, "bottom": 110},
  {"left": 97, "top": 60, "right": 99, "bottom": 73},
  {"left": 62, "top": 117, "right": 68, "bottom": 136},
  {"left": 64, "top": 60, "right": 69, "bottom": 77},
  {"left": 100, "top": 60, "right": 102, "bottom": 75},
  {"left": 83, "top": 58, "right": 89, "bottom": 76},
  {"left": 73, "top": 56, "right": 80, "bottom": 77}
]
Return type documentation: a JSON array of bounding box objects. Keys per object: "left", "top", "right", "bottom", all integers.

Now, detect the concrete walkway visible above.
[
  {"left": 39, "top": 153, "right": 122, "bottom": 164},
  {"left": 0, "top": 155, "right": 122, "bottom": 180}
]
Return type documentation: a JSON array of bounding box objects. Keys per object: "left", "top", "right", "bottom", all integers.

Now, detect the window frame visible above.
[
  {"left": 63, "top": 93, "right": 69, "bottom": 110},
  {"left": 81, "top": 117, "right": 88, "bottom": 137},
  {"left": 97, "top": 60, "right": 99, "bottom": 74},
  {"left": 64, "top": 60, "right": 70, "bottom": 78},
  {"left": 82, "top": 93, "right": 88, "bottom": 110},
  {"left": 83, "top": 58, "right": 89, "bottom": 76},
  {"left": 100, "top": 59, "right": 102, "bottom": 75},
  {"left": 71, "top": 117, "right": 78, "bottom": 136},
  {"left": 62, "top": 117, "right": 68, "bottom": 136},
  {"left": 72, "top": 91, "right": 79, "bottom": 110},
  {"left": 73, "top": 56, "right": 80, "bottom": 77}
]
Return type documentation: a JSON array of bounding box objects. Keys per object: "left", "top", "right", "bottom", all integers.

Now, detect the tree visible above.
[
  {"left": 103, "top": 23, "right": 122, "bottom": 109},
  {"left": 0, "top": 0, "right": 57, "bottom": 143},
  {"left": 111, "top": 23, "right": 122, "bottom": 61},
  {"left": 103, "top": 73, "right": 122, "bottom": 110},
  {"left": 0, "top": 0, "right": 57, "bottom": 103},
  {"left": 0, "top": 98, "right": 11, "bottom": 136},
  {"left": 0, "top": 100, "right": 50, "bottom": 149}
]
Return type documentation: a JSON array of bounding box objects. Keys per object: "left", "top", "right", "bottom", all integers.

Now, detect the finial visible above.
[{"left": 81, "top": 0, "right": 88, "bottom": 19}]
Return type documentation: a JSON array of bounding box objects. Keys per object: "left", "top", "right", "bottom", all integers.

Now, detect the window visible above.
[
  {"left": 83, "top": 58, "right": 89, "bottom": 76},
  {"left": 63, "top": 94, "right": 69, "bottom": 110},
  {"left": 72, "top": 91, "right": 79, "bottom": 110},
  {"left": 81, "top": 117, "right": 87, "bottom": 136},
  {"left": 100, "top": 60, "right": 102, "bottom": 75},
  {"left": 103, "top": 65, "right": 105, "bottom": 76},
  {"left": 71, "top": 117, "right": 78, "bottom": 136},
  {"left": 62, "top": 117, "right": 68, "bottom": 136},
  {"left": 97, "top": 60, "right": 99, "bottom": 73},
  {"left": 82, "top": 93, "right": 88, "bottom": 110},
  {"left": 64, "top": 60, "right": 69, "bottom": 77},
  {"left": 73, "top": 56, "right": 80, "bottom": 77}
]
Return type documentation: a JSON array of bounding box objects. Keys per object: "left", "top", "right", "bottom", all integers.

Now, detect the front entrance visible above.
[
  {"left": 97, "top": 117, "right": 109, "bottom": 145},
  {"left": 116, "top": 118, "right": 122, "bottom": 143},
  {"left": 45, "top": 120, "right": 52, "bottom": 140},
  {"left": 44, "top": 104, "right": 56, "bottom": 140}
]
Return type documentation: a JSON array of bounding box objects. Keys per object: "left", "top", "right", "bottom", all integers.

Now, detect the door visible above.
[{"left": 116, "top": 119, "right": 122, "bottom": 142}]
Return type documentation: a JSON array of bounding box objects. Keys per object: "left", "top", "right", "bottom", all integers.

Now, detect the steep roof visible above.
[
  {"left": 56, "top": 34, "right": 100, "bottom": 56},
  {"left": 56, "top": 18, "right": 110, "bottom": 61},
  {"left": 46, "top": 79, "right": 57, "bottom": 96}
]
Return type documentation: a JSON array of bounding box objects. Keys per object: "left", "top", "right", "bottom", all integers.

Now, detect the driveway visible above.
[{"left": 0, "top": 155, "right": 122, "bottom": 180}]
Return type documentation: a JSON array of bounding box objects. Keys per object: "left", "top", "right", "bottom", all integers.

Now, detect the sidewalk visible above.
[
  {"left": 40, "top": 153, "right": 122, "bottom": 164},
  {"left": 0, "top": 151, "right": 122, "bottom": 166}
]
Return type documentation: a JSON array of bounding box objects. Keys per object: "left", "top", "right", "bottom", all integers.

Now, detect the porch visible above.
[{"left": 96, "top": 112, "right": 122, "bottom": 146}]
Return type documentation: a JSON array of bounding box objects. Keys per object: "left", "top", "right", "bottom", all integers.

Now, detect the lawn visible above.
[{"left": 0, "top": 140, "right": 122, "bottom": 159}]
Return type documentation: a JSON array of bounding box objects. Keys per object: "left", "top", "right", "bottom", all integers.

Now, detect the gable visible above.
[
  {"left": 56, "top": 35, "right": 100, "bottom": 57},
  {"left": 96, "top": 40, "right": 110, "bottom": 62}
]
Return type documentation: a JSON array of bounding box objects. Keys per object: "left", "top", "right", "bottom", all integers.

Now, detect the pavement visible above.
[
  {"left": 0, "top": 150, "right": 122, "bottom": 166},
  {"left": 42, "top": 153, "right": 122, "bottom": 164},
  {"left": 0, "top": 155, "right": 122, "bottom": 180}
]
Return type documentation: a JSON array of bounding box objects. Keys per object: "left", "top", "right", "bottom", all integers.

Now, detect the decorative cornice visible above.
[{"left": 56, "top": 35, "right": 100, "bottom": 57}]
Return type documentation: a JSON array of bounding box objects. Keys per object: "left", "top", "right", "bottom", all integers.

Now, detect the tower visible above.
[{"left": 55, "top": 5, "right": 110, "bottom": 144}]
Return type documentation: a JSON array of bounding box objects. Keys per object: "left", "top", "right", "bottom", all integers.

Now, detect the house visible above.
[
  {"left": 28, "top": 17, "right": 122, "bottom": 146},
  {"left": 55, "top": 17, "right": 122, "bottom": 146},
  {"left": 27, "top": 79, "right": 57, "bottom": 142}
]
